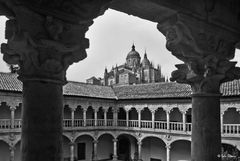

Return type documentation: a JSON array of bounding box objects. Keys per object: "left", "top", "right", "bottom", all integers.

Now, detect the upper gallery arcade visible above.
[{"left": 0, "top": 1, "right": 239, "bottom": 161}]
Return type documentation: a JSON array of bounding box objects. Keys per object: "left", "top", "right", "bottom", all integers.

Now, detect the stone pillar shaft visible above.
[
  {"left": 10, "top": 108, "right": 15, "bottom": 129},
  {"left": 21, "top": 82, "right": 63, "bottom": 161},
  {"left": 10, "top": 147, "right": 14, "bottom": 161},
  {"left": 70, "top": 143, "right": 74, "bottom": 161},
  {"left": 138, "top": 141, "right": 142, "bottom": 161},
  {"left": 138, "top": 111, "right": 141, "bottom": 128},
  {"left": 113, "top": 110, "right": 118, "bottom": 126},
  {"left": 83, "top": 109, "right": 87, "bottom": 127},
  {"left": 126, "top": 111, "right": 129, "bottom": 127},
  {"left": 71, "top": 109, "right": 75, "bottom": 128},
  {"left": 191, "top": 93, "right": 221, "bottom": 161},
  {"left": 94, "top": 110, "right": 98, "bottom": 126},
  {"left": 166, "top": 111, "right": 170, "bottom": 130},
  {"left": 93, "top": 140, "right": 98, "bottom": 161},
  {"left": 166, "top": 145, "right": 171, "bottom": 161},
  {"left": 221, "top": 112, "right": 224, "bottom": 133},
  {"left": 104, "top": 110, "right": 107, "bottom": 126},
  {"left": 151, "top": 111, "right": 155, "bottom": 129},
  {"left": 112, "top": 139, "right": 118, "bottom": 161},
  {"left": 182, "top": 112, "right": 186, "bottom": 131}
]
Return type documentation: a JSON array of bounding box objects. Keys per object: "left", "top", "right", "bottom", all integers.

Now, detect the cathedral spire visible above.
[{"left": 132, "top": 43, "right": 135, "bottom": 51}]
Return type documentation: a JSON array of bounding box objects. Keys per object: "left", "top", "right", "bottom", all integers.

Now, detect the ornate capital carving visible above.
[
  {"left": 158, "top": 13, "right": 240, "bottom": 94},
  {"left": 1, "top": 1, "right": 111, "bottom": 84}
]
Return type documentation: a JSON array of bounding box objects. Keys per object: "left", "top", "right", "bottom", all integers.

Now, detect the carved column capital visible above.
[
  {"left": 158, "top": 13, "right": 240, "bottom": 94},
  {"left": 1, "top": 1, "right": 111, "bottom": 84}
]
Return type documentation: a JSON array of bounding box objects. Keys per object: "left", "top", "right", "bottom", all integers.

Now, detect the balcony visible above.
[{"left": 1, "top": 119, "right": 240, "bottom": 137}]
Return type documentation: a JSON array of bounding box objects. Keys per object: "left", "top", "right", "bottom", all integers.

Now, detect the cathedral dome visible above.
[
  {"left": 141, "top": 53, "right": 150, "bottom": 68},
  {"left": 126, "top": 44, "right": 141, "bottom": 60}
]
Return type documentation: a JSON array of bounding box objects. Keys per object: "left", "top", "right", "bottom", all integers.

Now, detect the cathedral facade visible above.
[{"left": 86, "top": 44, "right": 165, "bottom": 86}]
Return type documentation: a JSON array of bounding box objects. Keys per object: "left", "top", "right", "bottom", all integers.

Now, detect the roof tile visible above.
[{"left": 0, "top": 72, "right": 239, "bottom": 99}]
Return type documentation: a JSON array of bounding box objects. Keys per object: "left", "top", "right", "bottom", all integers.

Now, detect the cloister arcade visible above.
[{"left": 0, "top": 92, "right": 240, "bottom": 161}]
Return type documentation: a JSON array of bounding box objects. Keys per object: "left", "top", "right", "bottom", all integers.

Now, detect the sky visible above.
[{"left": 0, "top": 9, "right": 239, "bottom": 82}]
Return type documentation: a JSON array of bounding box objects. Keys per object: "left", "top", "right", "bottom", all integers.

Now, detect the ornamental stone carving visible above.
[
  {"left": 157, "top": 13, "right": 240, "bottom": 94},
  {"left": 0, "top": 0, "right": 111, "bottom": 84}
]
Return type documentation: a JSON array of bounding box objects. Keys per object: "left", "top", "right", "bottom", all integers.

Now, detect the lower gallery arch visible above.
[
  {"left": 74, "top": 134, "right": 94, "bottom": 161},
  {"left": 170, "top": 140, "right": 191, "bottom": 161},
  {"left": 141, "top": 136, "right": 166, "bottom": 161},
  {"left": 62, "top": 135, "right": 71, "bottom": 160},
  {"left": 222, "top": 143, "right": 240, "bottom": 157},
  {"left": 117, "top": 134, "right": 138, "bottom": 161},
  {"left": 97, "top": 133, "right": 114, "bottom": 160},
  {"left": 0, "top": 140, "right": 10, "bottom": 161}
]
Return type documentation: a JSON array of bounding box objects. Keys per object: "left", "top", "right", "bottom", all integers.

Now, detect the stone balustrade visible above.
[{"left": 1, "top": 118, "right": 240, "bottom": 136}]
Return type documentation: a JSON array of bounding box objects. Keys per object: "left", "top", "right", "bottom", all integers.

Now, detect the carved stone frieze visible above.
[
  {"left": 0, "top": 1, "right": 111, "bottom": 84},
  {"left": 157, "top": 13, "right": 240, "bottom": 94}
]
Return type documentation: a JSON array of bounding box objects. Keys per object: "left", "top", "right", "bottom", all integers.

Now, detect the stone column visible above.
[
  {"left": 137, "top": 141, "right": 142, "bottom": 161},
  {"left": 182, "top": 111, "right": 186, "bottom": 131},
  {"left": 138, "top": 109, "right": 142, "bottom": 128},
  {"left": 83, "top": 108, "right": 87, "bottom": 127},
  {"left": 9, "top": 146, "right": 15, "bottom": 161},
  {"left": 151, "top": 110, "right": 155, "bottom": 129},
  {"left": 158, "top": 13, "right": 240, "bottom": 161},
  {"left": 71, "top": 108, "right": 75, "bottom": 128},
  {"left": 104, "top": 109, "right": 107, "bottom": 126},
  {"left": 126, "top": 109, "right": 129, "bottom": 127},
  {"left": 94, "top": 109, "right": 98, "bottom": 126},
  {"left": 70, "top": 142, "right": 75, "bottom": 161},
  {"left": 166, "top": 144, "right": 171, "bottom": 161},
  {"left": 220, "top": 111, "right": 225, "bottom": 133},
  {"left": 113, "top": 108, "right": 118, "bottom": 126},
  {"left": 112, "top": 138, "right": 118, "bottom": 161},
  {"left": 165, "top": 110, "right": 170, "bottom": 131},
  {"left": 1, "top": 2, "right": 111, "bottom": 161},
  {"left": 10, "top": 107, "right": 16, "bottom": 129},
  {"left": 93, "top": 140, "right": 98, "bottom": 161}
]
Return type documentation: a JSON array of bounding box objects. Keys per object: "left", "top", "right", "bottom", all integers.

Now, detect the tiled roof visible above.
[
  {"left": 0, "top": 72, "right": 22, "bottom": 92},
  {"left": 64, "top": 81, "right": 115, "bottom": 99},
  {"left": 112, "top": 82, "right": 192, "bottom": 99},
  {"left": 0, "top": 72, "right": 240, "bottom": 99}
]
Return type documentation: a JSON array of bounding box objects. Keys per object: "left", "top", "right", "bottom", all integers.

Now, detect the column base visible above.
[{"left": 112, "top": 155, "right": 118, "bottom": 161}]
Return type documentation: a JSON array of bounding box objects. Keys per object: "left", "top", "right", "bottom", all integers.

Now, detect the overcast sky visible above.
[{"left": 0, "top": 9, "right": 239, "bottom": 82}]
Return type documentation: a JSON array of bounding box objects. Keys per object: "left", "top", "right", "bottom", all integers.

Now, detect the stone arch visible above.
[
  {"left": 86, "top": 106, "right": 94, "bottom": 119},
  {"left": 169, "top": 137, "right": 191, "bottom": 145},
  {"left": 155, "top": 107, "right": 166, "bottom": 121},
  {"left": 0, "top": 139, "right": 10, "bottom": 161},
  {"left": 170, "top": 139, "right": 191, "bottom": 161},
  {"left": 107, "top": 107, "right": 113, "bottom": 119},
  {"left": 0, "top": 138, "right": 9, "bottom": 145},
  {"left": 140, "top": 134, "right": 167, "bottom": 145},
  {"left": 97, "top": 131, "right": 116, "bottom": 140},
  {"left": 141, "top": 136, "right": 167, "bottom": 161},
  {"left": 223, "top": 107, "right": 240, "bottom": 124},
  {"left": 117, "top": 133, "right": 138, "bottom": 160},
  {"left": 0, "top": 102, "right": 10, "bottom": 120},
  {"left": 97, "top": 107, "right": 105, "bottom": 119},
  {"left": 222, "top": 142, "right": 240, "bottom": 156},
  {"left": 129, "top": 107, "right": 138, "bottom": 120},
  {"left": 170, "top": 107, "right": 182, "bottom": 122},
  {"left": 73, "top": 133, "right": 95, "bottom": 143},
  {"left": 62, "top": 133, "right": 72, "bottom": 143},
  {"left": 141, "top": 107, "right": 151, "bottom": 121},
  {"left": 116, "top": 132, "right": 138, "bottom": 141},
  {"left": 63, "top": 104, "right": 71, "bottom": 119},
  {"left": 75, "top": 105, "right": 83, "bottom": 119},
  {"left": 97, "top": 133, "right": 115, "bottom": 160}
]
